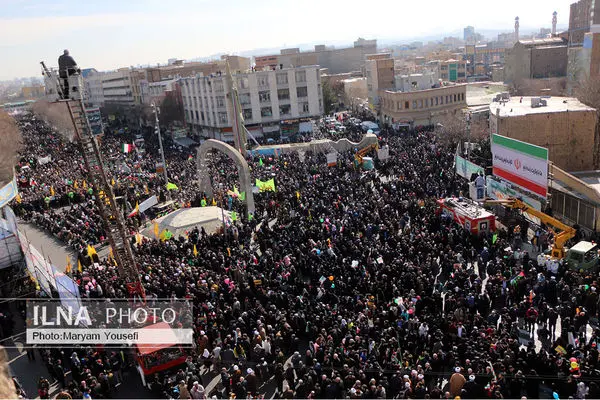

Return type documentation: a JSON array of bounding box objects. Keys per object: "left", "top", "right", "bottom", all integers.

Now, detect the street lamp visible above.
[{"left": 151, "top": 102, "right": 170, "bottom": 200}]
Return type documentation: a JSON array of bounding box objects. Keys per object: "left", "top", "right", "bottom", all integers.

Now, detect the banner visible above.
[
  {"left": 0, "top": 176, "right": 18, "bottom": 209},
  {"left": 486, "top": 177, "right": 542, "bottom": 211},
  {"left": 326, "top": 152, "right": 337, "bottom": 167},
  {"left": 256, "top": 178, "right": 276, "bottom": 192},
  {"left": 455, "top": 154, "right": 484, "bottom": 180},
  {"left": 491, "top": 134, "right": 548, "bottom": 198},
  {"left": 37, "top": 156, "right": 52, "bottom": 166},
  {"left": 138, "top": 195, "right": 158, "bottom": 214},
  {"left": 377, "top": 146, "right": 390, "bottom": 161}
]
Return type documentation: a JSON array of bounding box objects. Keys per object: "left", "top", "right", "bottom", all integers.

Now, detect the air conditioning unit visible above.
[{"left": 531, "top": 97, "right": 542, "bottom": 108}]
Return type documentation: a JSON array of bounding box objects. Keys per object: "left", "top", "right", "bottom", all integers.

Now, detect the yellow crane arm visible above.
[{"left": 484, "top": 198, "right": 576, "bottom": 258}]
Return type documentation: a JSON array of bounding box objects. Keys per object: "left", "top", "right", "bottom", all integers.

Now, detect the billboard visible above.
[
  {"left": 455, "top": 154, "right": 484, "bottom": 180},
  {"left": 0, "top": 177, "right": 18, "bottom": 209},
  {"left": 85, "top": 107, "right": 103, "bottom": 136},
  {"left": 491, "top": 134, "right": 548, "bottom": 198},
  {"left": 486, "top": 178, "right": 542, "bottom": 211}
]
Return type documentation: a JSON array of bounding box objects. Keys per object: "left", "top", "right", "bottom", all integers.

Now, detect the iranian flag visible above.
[{"left": 122, "top": 143, "right": 133, "bottom": 153}]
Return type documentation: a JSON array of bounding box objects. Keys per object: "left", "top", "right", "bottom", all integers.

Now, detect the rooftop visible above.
[
  {"left": 490, "top": 96, "right": 595, "bottom": 117},
  {"left": 518, "top": 37, "right": 566, "bottom": 46}
]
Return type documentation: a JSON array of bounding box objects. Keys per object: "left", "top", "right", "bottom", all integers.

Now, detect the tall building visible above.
[
  {"left": 464, "top": 26, "right": 475, "bottom": 43},
  {"left": 255, "top": 38, "right": 377, "bottom": 74},
  {"left": 180, "top": 65, "right": 323, "bottom": 141},
  {"left": 81, "top": 68, "right": 104, "bottom": 107},
  {"left": 568, "top": 0, "right": 599, "bottom": 46},
  {"left": 504, "top": 38, "right": 568, "bottom": 83},
  {"left": 365, "top": 53, "right": 395, "bottom": 107}
]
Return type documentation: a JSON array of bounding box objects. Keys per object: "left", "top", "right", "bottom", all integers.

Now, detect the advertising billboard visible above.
[{"left": 491, "top": 134, "right": 548, "bottom": 198}]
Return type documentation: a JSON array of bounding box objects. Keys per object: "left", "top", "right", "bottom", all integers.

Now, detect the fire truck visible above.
[{"left": 437, "top": 197, "right": 496, "bottom": 235}]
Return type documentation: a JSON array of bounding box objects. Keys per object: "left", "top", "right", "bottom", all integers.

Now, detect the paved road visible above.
[{"left": 17, "top": 220, "right": 77, "bottom": 273}]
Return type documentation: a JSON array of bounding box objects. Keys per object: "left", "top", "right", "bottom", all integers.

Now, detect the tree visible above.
[
  {"left": 0, "top": 111, "right": 22, "bottom": 186},
  {"left": 31, "top": 100, "right": 74, "bottom": 141},
  {"left": 159, "top": 94, "right": 184, "bottom": 126},
  {"left": 321, "top": 80, "right": 337, "bottom": 116},
  {"left": 434, "top": 112, "right": 467, "bottom": 148}
]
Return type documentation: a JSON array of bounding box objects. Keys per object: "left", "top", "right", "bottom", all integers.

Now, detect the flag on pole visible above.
[
  {"left": 77, "top": 259, "right": 83, "bottom": 273},
  {"left": 15, "top": 194, "right": 22, "bottom": 203},
  {"left": 128, "top": 202, "right": 140, "bottom": 218},
  {"left": 65, "top": 256, "right": 72, "bottom": 274},
  {"left": 74, "top": 180, "right": 79, "bottom": 189},
  {"left": 166, "top": 182, "right": 179, "bottom": 191},
  {"left": 258, "top": 158, "right": 263, "bottom": 167},
  {"left": 153, "top": 222, "right": 159, "bottom": 239},
  {"left": 231, "top": 211, "right": 238, "bottom": 221},
  {"left": 122, "top": 143, "right": 133, "bottom": 153},
  {"left": 109, "top": 247, "right": 114, "bottom": 260},
  {"left": 256, "top": 178, "right": 276, "bottom": 192},
  {"left": 211, "top": 198, "right": 217, "bottom": 206},
  {"left": 136, "top": 233, "right": 142, "bottom": 245},
  {"left": 50, "top": 186, "right": 55, "bottom": 196},
  {"left": 82, "top": 180, "right": 87, "bottom": 189},
  {"left": 111, "top": 178, "right": 116, "bottom": 186},
  {"left": 492, "top": 233, "right": 498, "bottom": 244},
  {"left": 201, "top": 198, "right": 207, "bottom": 207},
  {"left": 239, "top": 191, "right": 246, "bottom": 201},
  {"left": 87, "top": 244, "right": 97, "bottom": 258},
  {"left": 296, "top": 191, "right": 300, "bottom": 200},
  {"left": 193, "top": 245, "right": 198, "bottom": 257}
]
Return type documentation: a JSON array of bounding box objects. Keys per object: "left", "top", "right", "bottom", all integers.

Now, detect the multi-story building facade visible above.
[
  {"left": 379, "top": 84, "right": 467, "bottom": 128},
  {"left": 365, "top": 53, "right": 395, "bottom": 106},
  {"left": 100, "top": 69, "right": 137, "bottom": 105},
  {"left": 180, "top": 65, "right": 323, "bottom": 142},
  {"left": 427, "top": 59, "right": 468, "bottom": 82},
  {"left": 81, "top": 68, "right": 105, "bottom": 107},
  {"left": 464, "top": 44, "right": 506, "bottom": 77},
  {"left": 504, "top": 38, "right": 568, "bottom": 84},
  {"left": 255, "top": 38, "right": 376, "bottom": 74},
  {"left": 568, "top": 0, "right": 599, "bottom": 46}
]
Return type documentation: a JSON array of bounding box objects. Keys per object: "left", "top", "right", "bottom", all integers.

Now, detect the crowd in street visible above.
[{"left": 7, "top": 111, "right": 600, "bottom": 399}]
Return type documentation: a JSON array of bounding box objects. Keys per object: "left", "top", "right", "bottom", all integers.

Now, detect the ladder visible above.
[{"left": 65, "top": 99, "right": 146, "bottom": 301}]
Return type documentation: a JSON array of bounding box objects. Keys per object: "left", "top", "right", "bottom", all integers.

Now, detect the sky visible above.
[{"left": 0, "top": 0, "right": 573, "bottom": 80}]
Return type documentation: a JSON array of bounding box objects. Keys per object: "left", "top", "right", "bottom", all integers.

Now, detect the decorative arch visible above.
[{"left": 197, "top": 139, "right": 255, "bottom": 217}]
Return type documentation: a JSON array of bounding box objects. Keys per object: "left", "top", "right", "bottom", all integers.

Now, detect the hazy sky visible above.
[{"left": 0, "top": 0, "right": 572, "bottom": 80}]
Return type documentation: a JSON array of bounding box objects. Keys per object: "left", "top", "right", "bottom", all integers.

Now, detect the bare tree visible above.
[
  {"left": 0, "top": 110, "right": 22, "bottom": 186},
  {"left": 434, "top": 112, "right": 467, "bottom": 148},
  {"left": 31, "top": 100, "right": 74, "bottom": 141}
]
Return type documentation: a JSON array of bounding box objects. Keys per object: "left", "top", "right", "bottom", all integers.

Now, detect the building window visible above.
[
  {"left": 425, "top": 99, "right": 429, "bottom": 107},
  {"left": 243, "top": 109, "right": 252, "bottom": 120},
  {"left": 279, "top": 104, "right": 291, "bottom": 115},
  {"left": 276, "top": 73, "right": 288, "bottom": 85},
  {"left": 412, "top": 101, "right": 417, "bottom": 109},
  {"left": 300, "top": 102, "right": 310, "bottom": 113},
  {"left": 277, "top": 88, "right": 290, "bottom": 100},
  {"left": 454, "top": 94, "right": 457, "bottom": 102},
  {"left": 216, "top": 96, "right": 225, "bottom": 107},
  {"left": 418, "top": 99, "right": 423, "bottom": 108},
  {"left": 259, "top": 91, "right": 270, "bottom": 103},
  {"left": 218, "top": 112, "right": 228, "bottom": 124},
  {"left": 195, "top": 111, "right": 199, "bottom": 120},
  {"left": 405, "top": 101, "right": 409, "bottom": 109},
  {"left": 200, "top": 111, "right": 205, "bottom": 121},
  {"left": 257, "top": 75, "right": 269, "bottom": 87},
  {"left": 261, "top": 106, "right": 272, "bottom": 117},
  {"left": 296, "top": 86, "right": 308, "bottom": 98},
  {"left": 214, "top": 81, "right": 224, "bottom": 92},
  {"left": 239, "top": 93, "right": 251, "bottom": 105},
  {"left": 238, "top": 77, "right": 249, "bottom": 89},
  {"left": 397, "top": 101, "right": 401, "bottom": 111},
  {"left": 435, "top": 97, "right": 439, "bottom": 105},
  {"left": 295, "top": 70, "right": 306, "bottom": 83}
]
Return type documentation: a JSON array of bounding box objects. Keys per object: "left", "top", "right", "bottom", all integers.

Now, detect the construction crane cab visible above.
[{"left": 484, "top": 197, "right": 600, "bottom": 272}]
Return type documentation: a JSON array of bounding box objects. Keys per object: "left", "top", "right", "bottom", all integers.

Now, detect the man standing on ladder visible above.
[{"left": 58, "top": 49, "right": 79, "bottom": 99}]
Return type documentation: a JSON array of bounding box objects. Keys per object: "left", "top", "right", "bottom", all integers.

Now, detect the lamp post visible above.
[{"left": 151, "top": 103, "right": 170, "bottom": 200}]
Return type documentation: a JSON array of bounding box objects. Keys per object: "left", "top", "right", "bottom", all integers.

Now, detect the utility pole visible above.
[
  {"left": 152, "top": 103, "right": 170, "bottom": 200},
  {"left": 466, "top": 112, "right": 472, "bottom": 160}
]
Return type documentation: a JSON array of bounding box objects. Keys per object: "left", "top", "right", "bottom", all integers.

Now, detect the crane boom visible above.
[{"left": 484, "top": 197, "right": 576, "bottom": 259}]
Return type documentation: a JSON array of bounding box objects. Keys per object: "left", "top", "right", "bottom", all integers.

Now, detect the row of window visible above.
[
  {"left": 384, "top": 91, "right": 466, "bottom": 111},
  {"left": 184, "top": 86, "right": 309, "bottom": 111},
  {"left": 185, "top": 101, "right": 311, "bottom": 124}
]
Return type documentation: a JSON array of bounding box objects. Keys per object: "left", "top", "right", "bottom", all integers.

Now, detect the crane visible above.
[
  {"left": 40, "top": 61, "right": 146, "bottom": 302},
  {"left": 484, "top": 197, "right": 576, "bottom": 259}
]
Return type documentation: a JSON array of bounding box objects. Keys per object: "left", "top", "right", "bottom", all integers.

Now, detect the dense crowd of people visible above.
[{"left": 6, "top": 110, "right": 600, "bottom": 399}]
